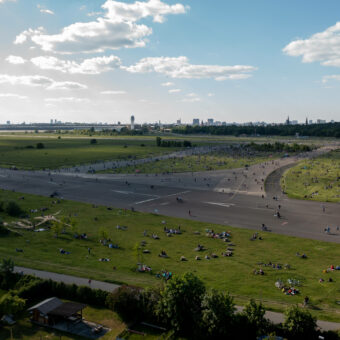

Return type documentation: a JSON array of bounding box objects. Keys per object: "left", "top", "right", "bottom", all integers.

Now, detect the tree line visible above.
[
  {"left": 1, "top": 265, "right": 338, "bottom": 340},
  {"left": 172, "top": 123, "right": 340, "bottom": 138}
]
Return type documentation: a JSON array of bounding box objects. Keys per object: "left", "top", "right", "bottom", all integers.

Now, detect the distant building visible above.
[
  {"left": 309, "top": 120, "right": 313, "bottom": 124},
  {"left": 176, "top": 119, "right": 181, "bottom": 125},
  {"left": 317, "top": 119, "right": 326, "bottom": 124},
  {"left": 50, "top": 119, "right": 53, "bottom": 124},
  {"left": 130, "top": 115, "right": 135, "bottom": 130},
  {"left": 291, "top": 120, "right": 298, "bottom": 125},
  {"left": 6, "top": 121, "right": 10, "bottom": 125},
  {"left": 285, "top": 116, "right": 290, "bottom": 125},
  {"left": 207, "top": 118, "right": 214, "bottom": 126},
  {"left": 192, "top": 118, "right": 199, "bottom": 126}
]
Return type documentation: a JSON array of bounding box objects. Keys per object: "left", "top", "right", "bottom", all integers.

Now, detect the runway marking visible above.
[
  {"left": 281, "top": 222, "right": 288, "bottom": 226},
  {"left": 135, "top": 198, "right": 159, "bottom": 205},
  {"left": 111, "top": 190, "right": 158, "bottom": 198},
  {"left": 134, "top": 190, "right": 191, "bottom": 205},
  {"left": 204, "top": 202, "right": 235, "bottom": 208}
]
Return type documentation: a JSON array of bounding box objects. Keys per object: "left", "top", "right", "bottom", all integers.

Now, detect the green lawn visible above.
[
  {"left": 0, "top": 190, "right": 340, "bottom": 322},
  {"left": 0, "top": 306, "right": 125, "bottom": 340},
  {"left": 101, "top": 152, "right": 280, "bottom": 174},
  {"left": 281, "top": 149, "right": 340, "bottom": 203},
  {"left": 0, "top": 136, "right": 181, "bottom": 170}
]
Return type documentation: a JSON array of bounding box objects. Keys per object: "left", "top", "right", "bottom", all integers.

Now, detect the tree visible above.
[
  {"left": 157, "top": 272, "right": 205, "bottom": 336},
  {"left": 36, "top": 142, "right": 44, "bottom": 149},
  {"left": 90, "top": 139, "right": 97, "bottom": 144},
  {"left": 51, "top": 220, "right": 63, "bottom": 238},
  {"left": 0, "top": 292, "right": 26, "bottom": 316},
  {"left": 156, "top": 136, "right": 162, "bottom": 147},
  {"left": 201, "top": 289, "right": 236, "bottom": 338},
  {"left": 106, "top": 285, "right": 143, "bottom": 322},
  {"left": 242, "top": 299, "right": 269, "bottom": 336},
  {"left": 0, "top": 258, "right": 14, "bottom": 274},
  {"left": 5, "top": 201, "right": 23, "bottom": 217},
  {"left": 283, "top": 305, "right": 317, "bottom": 339}
]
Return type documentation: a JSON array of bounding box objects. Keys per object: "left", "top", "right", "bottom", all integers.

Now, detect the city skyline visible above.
[{"left": 1, "top": 0, "right": 340, "bottom": 124}]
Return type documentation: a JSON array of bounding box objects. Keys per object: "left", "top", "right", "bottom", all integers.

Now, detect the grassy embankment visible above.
[
  {"left": 281, "top": 149, "right": 340, "bottom": 203},
  {"left": 101, "top": 152, "right": 281, "bottom": 174},
  {"left": 0, "top": 190, "right": 339, "bottom": 322}
]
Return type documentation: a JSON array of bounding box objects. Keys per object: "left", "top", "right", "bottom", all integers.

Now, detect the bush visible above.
[
  {"left": 5, "top": 201, "right": 23, "bottom": 217},
  {"left": 0, "top": 292, "right": 26, "bottom": 316},
  {"left": 106, "top": 285, "right": 143, "bottom": 322},
  {"left": 157, "top": 272, "right": 206, "bottom": 336},
  {"left": 201, "top": 289, "right": 236, "bottom": 338},
  {"left": 0, "top": 219, "right": 8, "bottom": 235},
  {"left": 0, "top": 201, "right": 3, "bottom": 212},
  {"left": 283, "top": 305, "right": 317, "bottom": 339},
  {"left": 90, "top": 139, "right": 97, "bottom": 144},
  {"left": 242, "top": 299, "right": 270, "bottom": 336},
  {"left": 36, "top": 142, "right": 44, "bottom": 149}
]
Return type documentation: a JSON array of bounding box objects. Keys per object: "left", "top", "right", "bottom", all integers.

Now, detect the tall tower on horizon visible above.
[{"left": 130, "top": 115, "right": 135, "bottom": 130}]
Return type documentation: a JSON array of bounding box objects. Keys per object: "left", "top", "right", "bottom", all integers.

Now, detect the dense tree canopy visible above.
[{"left": 172, "top": 123, "right": 340, "bottom": 138}]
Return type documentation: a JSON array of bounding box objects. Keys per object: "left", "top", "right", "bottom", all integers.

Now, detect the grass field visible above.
[
  {"left": 1, "top": 190, "right": 340, "bottom": 322},
  {"left": 0, "top": 136, "right": 182, "bottom": 170},
  {"left": 0, "top": 305, "right": 125, "bottom": 340},
  {"left": 281, "top": 149, "right": 340, "bottom": 203},
  {"left": 101, "top": 152, "right": 280, "bottom": 174}
]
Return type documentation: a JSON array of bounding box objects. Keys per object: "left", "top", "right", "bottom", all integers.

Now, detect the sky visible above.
[{"left": 1, "top": 0, "right": 340, "bottom": 124}]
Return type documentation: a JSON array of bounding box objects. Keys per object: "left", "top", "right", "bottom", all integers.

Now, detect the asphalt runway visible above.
[{"left": 0, "top": 146, "right": 339, "bottom": 243}]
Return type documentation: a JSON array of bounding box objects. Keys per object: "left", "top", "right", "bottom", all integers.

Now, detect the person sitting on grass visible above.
[{"left": 159, "top": 250, "right": 168, "bottom": 258}]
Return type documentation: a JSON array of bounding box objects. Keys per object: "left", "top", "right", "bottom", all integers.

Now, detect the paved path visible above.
[
  {"left": 236, "top": 306, "right": 340, "bottom": 331},
  {"left": 14, "top": 266, "right": 120, "bottom": 292},
  {"left": 14, "top": 266, "right": 340, "bottom": 331}
]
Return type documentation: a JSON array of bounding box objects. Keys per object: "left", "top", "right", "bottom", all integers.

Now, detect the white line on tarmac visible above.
[
  {"left": 111, "top": 190, "right": 158, "bottom": 198},
  {"left": 204, "top": 202, "right": 235, "bottom": 208},
  {"left": 134, "top": 190, "right": 191, "bottom": 205}
]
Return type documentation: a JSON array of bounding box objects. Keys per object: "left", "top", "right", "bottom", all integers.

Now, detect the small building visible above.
[{"left": 28, "top": 297, "right": 86, "bottom": 326}]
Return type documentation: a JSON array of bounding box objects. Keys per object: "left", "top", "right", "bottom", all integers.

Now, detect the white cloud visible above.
[
  {"left": 15, "top": 0, "right": 187, "bottom": 54},
  {"left": 14, "top": 27, "right": 45, "bottom": 45},
  {"left": 322, "top": 75, "right": 340, "bottom": 83},
  {"left": 40, "top": 9, "right": 54, "bottom": 15},
  {"left": 45, "top": 97, "right": 89, "bottom": 103},
  {"left": 87, "top": 11, "right": 103, "bottom": 17},
  {"left": 0, "top": 0, "right": 16, "bottom": 4},
  {"left": 168, "top": 88, "right": 181, "bottom": 93},
  {"left": 101, "top": 90, "right": 126, "bottom": 95},
  {"left": 31, "top": 55, "right": 121, "bottom": 74},
  {"left": 0, "top": 93, "right": 27, "bottom": 99},
  {"left": 124, "top": 56, "right": 257, "bottom": 80},
  {"left": 161, "top": 81, "right": 174, "bottom": 86},
  {"left": 6, "top": 55, "right": 27, "bottom": 64},
  {"left": 37, "top": 4, "right": 54, "bottom": 15},
  {"left": 0, "top": 74, "right": 87, "bottom": 90},
  {"left": 207, "top": 92, "right": 214, "bottom": 97},
  {"left": 47, "top": 81, "right": 87, "bottom": 90},
  {"left": 186, "top": 92, "right": 197, "bottom": 97},
  {"left": 182, "top": 96, "right": 200, "bottom": 102},
  {"left": 283, "top": 22, "right": 340, "bottom": 67}
]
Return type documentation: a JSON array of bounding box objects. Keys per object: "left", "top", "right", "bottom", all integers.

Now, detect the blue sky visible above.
[{"left": 0, "top": 0, "right": 340, "bottom": 124}]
